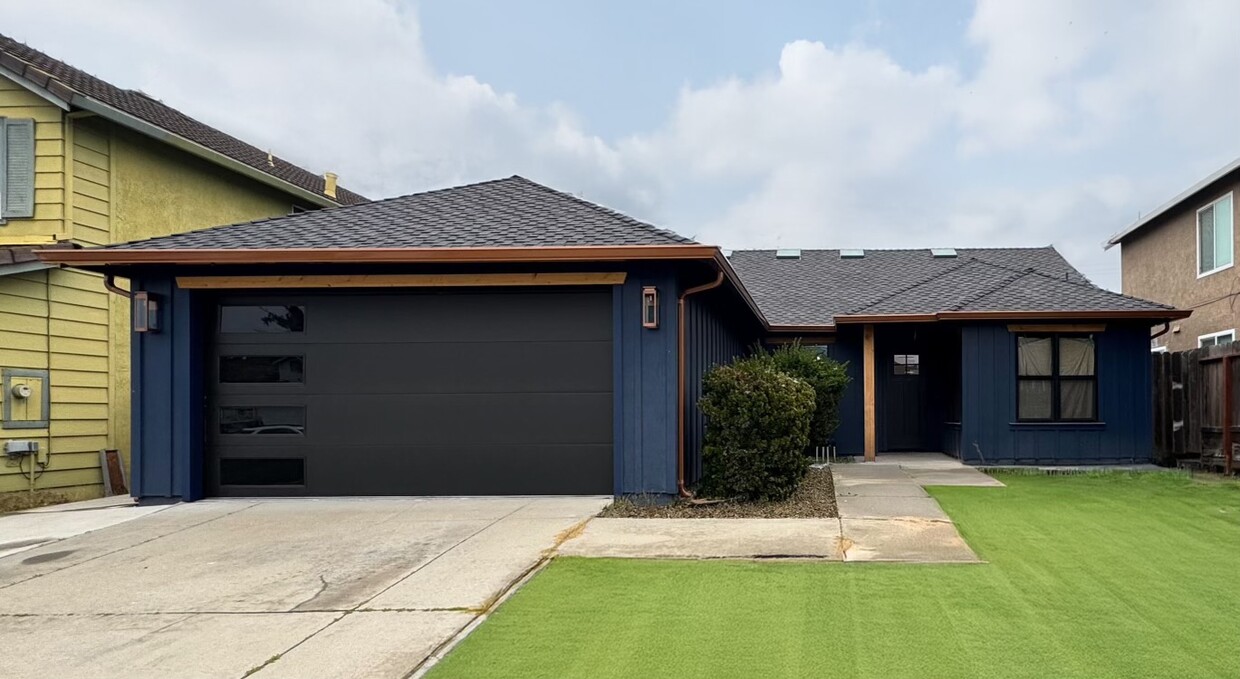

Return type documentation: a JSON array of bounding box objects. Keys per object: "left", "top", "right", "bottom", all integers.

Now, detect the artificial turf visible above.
[{"left": 428, "top": 472, "right": 1240, "bottom": 679}]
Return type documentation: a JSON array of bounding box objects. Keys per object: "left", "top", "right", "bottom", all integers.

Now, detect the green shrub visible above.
[
  {"left": 698, "top": 357, "right": 815, "bottom": 501},
  {"left": 755, "top": 343, "right": 850, "bottom": 447}
]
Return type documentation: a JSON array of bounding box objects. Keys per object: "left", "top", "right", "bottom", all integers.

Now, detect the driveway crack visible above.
[{"left": 291, "top": 574, "right": 331, "bottom": 612}]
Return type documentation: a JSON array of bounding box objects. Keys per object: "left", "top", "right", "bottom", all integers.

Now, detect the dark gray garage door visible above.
[{"left": 206, "top": 290, "right": 613, "bottom": 496}]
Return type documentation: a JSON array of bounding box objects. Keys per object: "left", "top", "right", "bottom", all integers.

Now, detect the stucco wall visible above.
[
  {"left": 106, "top": 125, "right": 312, "bottom": 479},
  {"left": 1121, "top": 171, "right": 1240, "bottom": 352},
  {"left": 1, "top": 79, "right": 317, "bottom": 501}
]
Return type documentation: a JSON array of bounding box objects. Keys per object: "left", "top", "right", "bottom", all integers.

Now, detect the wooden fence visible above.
[{"left": 1152, "top": 343, "right": 1240, "bottom": 472}]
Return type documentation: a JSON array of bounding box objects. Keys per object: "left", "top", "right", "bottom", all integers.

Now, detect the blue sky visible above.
[{"left": 6, "top": 0, "right": 1240, "bottom": 288}]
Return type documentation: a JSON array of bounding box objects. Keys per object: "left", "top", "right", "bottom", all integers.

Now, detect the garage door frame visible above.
[{"left": 203, "top": 288, "right": 616, "bottom": 497}]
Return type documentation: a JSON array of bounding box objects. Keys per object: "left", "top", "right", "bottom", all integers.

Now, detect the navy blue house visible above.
[{"left": 41, "top": 177, "right": 1188, "bottom": 502}]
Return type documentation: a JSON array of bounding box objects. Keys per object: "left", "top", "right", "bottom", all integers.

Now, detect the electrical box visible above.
[
  {"left": 2, "top": 368, "right": 49, "bottom": 429},
  {"left": 3, "top": 440, "right": 39, "bottom": 456}
]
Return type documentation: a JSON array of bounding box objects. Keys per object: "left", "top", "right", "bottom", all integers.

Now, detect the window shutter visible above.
[{"left": 2, "top": 118, "right": 36, "bottom": 219}]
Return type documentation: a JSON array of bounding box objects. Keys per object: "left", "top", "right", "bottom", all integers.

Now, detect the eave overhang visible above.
[{"left": 37, "top": 244, "right": 719, "bottom": 266}]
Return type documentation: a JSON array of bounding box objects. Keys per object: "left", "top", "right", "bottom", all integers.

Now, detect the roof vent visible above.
[
  {"left": 722, "top": 249, "right": 733, "bottom": 258},
  {"left": 775, "top": 248, "right": 801, "bottom": 259},
  {"left": 931, "top": 248, "right": 957, "bottom": 258},
  {"left": 840, "top": 249, "right": 865, "bottom": 259}
]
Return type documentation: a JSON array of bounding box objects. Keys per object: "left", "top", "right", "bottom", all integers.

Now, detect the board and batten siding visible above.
[
  {"left": 682, "top": 289, "right": 752, "bottom": 485},
  {"left": 959, "top": 323, "right": 1154, "bottom": 464}
]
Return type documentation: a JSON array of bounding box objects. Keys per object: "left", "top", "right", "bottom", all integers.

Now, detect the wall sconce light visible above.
[
  {"left": 133, "top": 291, "right": 161, "bottom": 333},
  {"left": 641, "top": 286, "right": 659, "bottom": 329}
]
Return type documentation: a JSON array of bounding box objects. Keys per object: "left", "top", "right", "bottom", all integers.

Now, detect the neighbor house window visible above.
[
  {"left": 1198, "top": 329, "right": 1235, "bottom": 348},
  {"left": 1198, "top": 192, "right": 1234, "bottom": 277},
  {"left": 1017, "top": 334, "right": 1097, "bottom": 422}
]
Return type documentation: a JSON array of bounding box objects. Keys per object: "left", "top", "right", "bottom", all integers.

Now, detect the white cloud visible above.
[
  {"left": 4, "top": 0, "right": 1239, "bottom": 289},
  {"left": 2, "top": 0, "right": 652, "bottom": 210}
]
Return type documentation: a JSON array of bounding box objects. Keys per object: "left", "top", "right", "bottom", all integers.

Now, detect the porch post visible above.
[{"left": 863, "top": 323, "right": 876, "bottom": 461}]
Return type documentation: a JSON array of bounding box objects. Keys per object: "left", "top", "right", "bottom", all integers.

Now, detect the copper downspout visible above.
[
  {"left": 103, "top": 274, "right": 133, "bottom": 299},
  {"left": 677, "top": 270, "right": 725, "bottom": 498}
]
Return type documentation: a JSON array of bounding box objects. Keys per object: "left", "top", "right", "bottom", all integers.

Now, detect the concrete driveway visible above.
[{"left": 0, "top": 495, "right": 608, "bottom": 679}]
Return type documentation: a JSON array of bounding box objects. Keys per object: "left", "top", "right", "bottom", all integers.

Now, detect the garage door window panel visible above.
[
  {"left": 218, "top": 405, "right": 305, "bottom": 436},
  {"left": 219, "top": 304, "right": 306, "bottom": 334},
  {"left": 219, "top": 458, "right": 305, "bottom": 486},
  {"left": 219, "top": 355, "right": 305, "bottom": 384}
]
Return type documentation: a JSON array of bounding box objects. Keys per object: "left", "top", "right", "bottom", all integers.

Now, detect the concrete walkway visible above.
[
  {"left": 0, "top": 495, "right": 170, "bottom": 560},
  {"left": 832, "top": 453, "right": 1002, "bottom": 562},
  {"left": 0, "top": 496, "right": 609, "bottom": 679},
  {"left": 562, "top": 454, "right": 999, "bottom": 563}
]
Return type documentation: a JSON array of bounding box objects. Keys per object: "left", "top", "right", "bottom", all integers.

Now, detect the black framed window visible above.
[
  {"left": 1017, "top": 334, "right": 1096, "bottom": 421},
  {"left": 893, "top": 354, "right": 920, "bottom": 375}
]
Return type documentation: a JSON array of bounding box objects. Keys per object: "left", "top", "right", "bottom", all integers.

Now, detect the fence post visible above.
[{"left": 1226, "top": 354, "right": 1234, "bottom": 475}]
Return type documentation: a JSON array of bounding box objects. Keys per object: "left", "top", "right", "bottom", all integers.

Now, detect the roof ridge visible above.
[
  {"left": 510, "top": 176, "right": 695, "bottom": 244},
  {"left": 846, "top": 258, "right": 975, "bottom": 314},
  {"left": 945, "top": 265, "right": 1032, "bottom": 311},
  {"left": 968, "top": 257, "right": 1177, "bottom": 310}
]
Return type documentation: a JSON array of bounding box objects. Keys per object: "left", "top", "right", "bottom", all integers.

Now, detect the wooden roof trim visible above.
[
  {"left": 712, "top": 249, "right": 772, "bottom": 330},
  {"left": 36, "top": 244, "right": 720, "bottom": 266},
  {"left": 766, "top": 324, "right": 839, "bottom": 334}
]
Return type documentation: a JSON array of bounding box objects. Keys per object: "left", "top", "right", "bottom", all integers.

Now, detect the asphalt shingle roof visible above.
[
  {"left": 107, "top": 176, "right": 696, "bottom": 250},
  {"left": 0, "top": 33, "right": 366, "bottom": 206},
  {"left": 727, "top": 248, "right": 1173, "bottom": 326}
]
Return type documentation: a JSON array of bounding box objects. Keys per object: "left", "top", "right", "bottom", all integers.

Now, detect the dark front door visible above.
[
  {"left": 885, "top": 351, "right": 923, "bottom": 450},
  {"left": 205, "top": 289, "right": 614, "bottom": 497}
]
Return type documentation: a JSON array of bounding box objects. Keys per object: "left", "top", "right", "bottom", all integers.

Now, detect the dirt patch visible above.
[
  {"left": 0, "top": 490, "right": 70, "bottom": 515},
  {"left": 601, "top": 468, "right": 838, "bottom": 519}
]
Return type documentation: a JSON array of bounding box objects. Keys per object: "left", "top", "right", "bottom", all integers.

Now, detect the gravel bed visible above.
[{"left": 600, "top": 468, "right": 838, "bottom": 519}]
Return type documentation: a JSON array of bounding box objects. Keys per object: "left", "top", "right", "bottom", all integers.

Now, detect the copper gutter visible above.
[
  {"left": 677, "top": 270, "right": 725, "bottom": 498},
  {"left": 36, "top": 244, "right": 720, "bottom": 266},
  {"left": 835, "top": 309, "right": 1192, "bottom": 323}
]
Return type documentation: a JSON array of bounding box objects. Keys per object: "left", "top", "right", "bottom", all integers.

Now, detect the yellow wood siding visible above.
[
  {"left": 0, "top": 77, "right": 67, "bottom": 239},
  {"left": 0, "top": 269, "right": 108, "bottom": 495}
]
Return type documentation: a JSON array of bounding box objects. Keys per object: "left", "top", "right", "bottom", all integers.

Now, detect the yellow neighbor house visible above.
[{"left": 0, "top": 35, "right": 365, "bottom": 505}]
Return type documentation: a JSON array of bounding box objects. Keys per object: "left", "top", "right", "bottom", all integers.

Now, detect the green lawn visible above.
[{"left": 429, "top": 473, "right": 1240, "bottom": 679}]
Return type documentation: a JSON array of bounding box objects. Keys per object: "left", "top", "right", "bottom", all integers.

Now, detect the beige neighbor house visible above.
[
  {"left": 0, "top": 34, "right": 365, "bottom": 507},
  {"left": 1107, "top": 157, "right": 1240, "bottom": 353}
]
